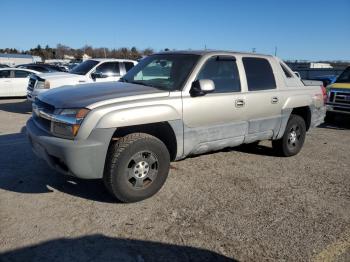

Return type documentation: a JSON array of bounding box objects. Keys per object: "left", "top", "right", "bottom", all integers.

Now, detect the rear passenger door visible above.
[
  {"left": 182, "top": 55, "right": 247, "bottom": 155},
  {"left": 241, "top": 57, "right": 282, "bottom": 142}
]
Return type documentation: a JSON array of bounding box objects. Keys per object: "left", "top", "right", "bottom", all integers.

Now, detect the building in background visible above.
[{"left": 0, "top": 53, "right": 42, "bottom": 66}]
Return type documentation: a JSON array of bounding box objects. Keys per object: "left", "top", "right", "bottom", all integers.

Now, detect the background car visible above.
[
  {"left": 0, "top": 64, "right": 10, "bottom": 68},
  {"left": 0, "top": 68, "right": 40, "bottom": 97},
  {"left": 16, "top": 63, "right": 65, "bottom": 73}
]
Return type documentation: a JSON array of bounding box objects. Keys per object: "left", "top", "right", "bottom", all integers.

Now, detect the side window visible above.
[
  {"left": 280, "top": 63, "right": 292, "bottom": 78},
  {"left": 0, "top": 70, "right": 11, "bottom": 78},
  {"left": 124, "top": 62, "right": 134, "bottom": 72},
  {"left": 95, "top": 62, "right": 120, "bottom": 76},
  {"left": 15, "top": 70, "right": 31, "bottom": 78},
  {"left": 197, "top": 56, "right": 241, "bottom": 93},
  {"left": 243, "top": 57, "right": 276, "bottom": 91}
]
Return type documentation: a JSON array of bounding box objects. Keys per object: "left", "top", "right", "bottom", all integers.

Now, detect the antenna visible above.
[{"left": 274, "top": 46, "right": 278, "bottom": 56}]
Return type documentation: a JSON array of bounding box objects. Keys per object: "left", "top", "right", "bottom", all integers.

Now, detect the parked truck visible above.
[
  {"left": 26, "top": 51, "right": 326, "bottom": 202},
  {"left": 27, "top": 58, "right": 137, "bottom": 101},
  {"left": 326, "top": 66, "right": 350, "bottom": 119}
]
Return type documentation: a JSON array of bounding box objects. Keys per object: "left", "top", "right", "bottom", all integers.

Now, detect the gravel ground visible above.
[{"left": 0, "top": 98, "right": 349, "bottom": 262}]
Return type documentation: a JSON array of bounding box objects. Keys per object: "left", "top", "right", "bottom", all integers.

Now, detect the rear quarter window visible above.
[{"left": 243, "top": 57, "right": 276, "bottom": 91}]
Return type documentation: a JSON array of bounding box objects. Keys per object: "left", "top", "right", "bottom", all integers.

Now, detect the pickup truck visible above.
[
  {"left": 27, "top": 58, "right": 137, "bottom": 101},
  {"left": 326, "top": 66, "right": 350, "bottom": 118},
  {"left": 26, "top": 51, "right": 326, "bottom": 202}
]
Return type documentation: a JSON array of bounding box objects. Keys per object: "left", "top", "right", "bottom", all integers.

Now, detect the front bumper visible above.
[
  {"left": 326, "top": 104, "right": 350, "bottom": 115},
  {"left": 26, "top": 118, "right": 115, "bottom": 179}
]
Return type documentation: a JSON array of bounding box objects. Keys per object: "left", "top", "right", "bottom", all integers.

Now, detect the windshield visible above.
[
  {"left": 121, "top": 54, "right": 200, "bottom": 90},
  {"left": 336, "top": 67, "right": 350, "bottom": 83},
  {"left": 69, "top": 60, "right": 99, "bottom": 75}
]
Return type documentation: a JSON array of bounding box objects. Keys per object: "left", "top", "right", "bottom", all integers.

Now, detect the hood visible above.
[
  {"left": 38, "top": 72, "right": 83, "bottom": 81},
  {"left": 329, "top": 83, "right": 350, "bottom": 89},
  {"left": 38, "top": 81, "right": 169, "bottom": 109}
]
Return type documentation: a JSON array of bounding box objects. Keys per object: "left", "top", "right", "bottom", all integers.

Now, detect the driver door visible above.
[{"left": 182, "top": 56, "right": 248, "bottom": 156}]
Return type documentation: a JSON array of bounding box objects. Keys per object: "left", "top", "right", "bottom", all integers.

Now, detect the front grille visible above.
[
  {"left": 32, "top": 99, "right": 55, "bottom": 132},
  {"left": 33, "top": 114, "right": 51, "bottom": 132},
  {"left": 28, "top": 77, "right": 36, "bottom": 91},
  {"left": 35, "top": 98, "right": 55, "bottom": 114},
  {"left": 334, "top": 92, "right": 350, "bottom": 105}
]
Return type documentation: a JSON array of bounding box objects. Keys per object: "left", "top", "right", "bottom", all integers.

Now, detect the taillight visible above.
[{"left": 321, "top": 85, "right": 327, "bottom": 103}]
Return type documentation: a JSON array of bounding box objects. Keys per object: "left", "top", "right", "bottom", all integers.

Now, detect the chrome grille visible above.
[
  {"left": 32, "top": 99, "right": 55, "bottom": 132},
  {"left": 334, "top": 92, "right": 350, "bottom": 105}
]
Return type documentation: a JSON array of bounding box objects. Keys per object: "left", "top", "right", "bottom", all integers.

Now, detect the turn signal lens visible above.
[
  {"left": 72, "top": 124, "right": 81, "bottom": 136},
  {"left": 44, "top": 80, "right": 50, "bottom": 89}
]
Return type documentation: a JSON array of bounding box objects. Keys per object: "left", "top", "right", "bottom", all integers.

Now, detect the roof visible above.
[
  {"left": 89, "top": 58, "right": 137, "bottom": 62},
  {"left": 156, "top": 50, "right": 273, "bottom": 58},
  {"left": 0, "top": 67, "right": 40, "bottom": 73},
  {"left": 0, "top": 53, "right": 34, "bottom": 59}
]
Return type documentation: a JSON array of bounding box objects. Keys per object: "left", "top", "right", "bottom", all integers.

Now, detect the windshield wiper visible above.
[{"left": 129, "top": 80, "right": 161, "bottom": 89}]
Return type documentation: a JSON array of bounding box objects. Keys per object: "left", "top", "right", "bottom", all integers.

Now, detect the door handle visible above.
[
  {"left": 271, "top": 97, "right": 279, "bottom": 104},
  {"left": 235, "top": 99, "right": 245, "bottom": 108}
]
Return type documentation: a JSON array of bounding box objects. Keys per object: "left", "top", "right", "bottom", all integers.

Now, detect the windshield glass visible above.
[
  {"left": 336, "top": 67, "right": 350, "bottom": 83},
  {"left": 69, "top": 60, "right": 99, "bottom": 75},
  {"left": 122, "top": 54, "right": 200, "bottom": 90}
]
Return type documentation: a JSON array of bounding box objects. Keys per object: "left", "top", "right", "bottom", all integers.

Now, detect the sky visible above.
[{"left": 1, "top": 0, "right": 349, "bottom": 61}]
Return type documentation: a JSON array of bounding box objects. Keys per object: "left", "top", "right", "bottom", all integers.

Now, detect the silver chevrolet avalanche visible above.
[{"left": 26, "top": 51, "right": 326, "bottom": 202}]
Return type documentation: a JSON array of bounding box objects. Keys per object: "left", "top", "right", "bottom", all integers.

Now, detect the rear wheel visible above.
[
  {"left": 272, "top": 114, "right": 306, "bottom": 157},
  {"left": 104, "top": 133, "right": 170, "bottom": 203}
]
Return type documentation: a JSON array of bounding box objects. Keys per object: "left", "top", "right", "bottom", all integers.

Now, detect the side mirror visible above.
[
  {"left": 294, "top": 71, "right": 301, "bottom": 79},
  {"left": 190, "top": 79, "right": 215, "bottom": 97},
  {"left": 91, "top": 72, "right": 107, "bottom": 80}
]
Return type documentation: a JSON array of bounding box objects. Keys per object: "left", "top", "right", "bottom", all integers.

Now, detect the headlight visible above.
[
  {"left": 35, "top": 80, "right": 50, "bottom": 89},
  {"left": 51, "top": 108, "right": 90, "bottom": 138}
]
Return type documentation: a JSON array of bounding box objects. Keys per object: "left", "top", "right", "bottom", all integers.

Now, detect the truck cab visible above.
[{"left": 27, "top": 59, "right": 137, "bottom": 101}]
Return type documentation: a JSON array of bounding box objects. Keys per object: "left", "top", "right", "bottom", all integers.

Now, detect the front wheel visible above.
[
  {"left": 104, "top": 133, "right": 170, "bottom": 203},
  {"left": 272, "top": 114, "right": 306, "bottom": 157}
]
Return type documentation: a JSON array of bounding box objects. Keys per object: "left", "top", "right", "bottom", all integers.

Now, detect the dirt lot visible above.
[{"left": 0, "top": 98, "right": 349, "bottom": 262}]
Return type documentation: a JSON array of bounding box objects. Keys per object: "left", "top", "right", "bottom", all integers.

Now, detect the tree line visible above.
[{"left": 0, "top": 44, "right": 157, "bottom": 60}]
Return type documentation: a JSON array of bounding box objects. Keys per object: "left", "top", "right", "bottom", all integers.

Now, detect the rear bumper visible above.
[{"left": 26, "top": 117, "right": 115, "bottom": 179}]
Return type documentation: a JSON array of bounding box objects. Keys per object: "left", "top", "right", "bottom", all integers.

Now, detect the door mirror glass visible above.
[
  {"left": 294, "top": 71, "right": 301, "bottom": 79},
  {"left": 91, "top": 72, "right": 107, "bottom": 80},
  {"left": 190, "top": 79, "right": 215, "bottom": 97}
]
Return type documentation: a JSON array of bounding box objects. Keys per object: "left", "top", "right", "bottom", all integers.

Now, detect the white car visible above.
[
  {"left": 0, "top": 68, "right": 40, "bottom": 97},
  {"left": 27, "top": 59, "right": 137, "bottom": 101}
]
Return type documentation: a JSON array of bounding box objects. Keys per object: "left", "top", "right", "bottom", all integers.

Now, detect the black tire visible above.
[
  {"left": 272, "top": 114, "right": 306, "bottom": 157},
  {"left": 103, "top": 133, "right": 170, "bottom": 203}
]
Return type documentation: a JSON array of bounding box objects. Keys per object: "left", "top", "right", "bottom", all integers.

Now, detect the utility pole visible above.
[{"left": 274, "top": 46, "right": 278, "bottom": 56}]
